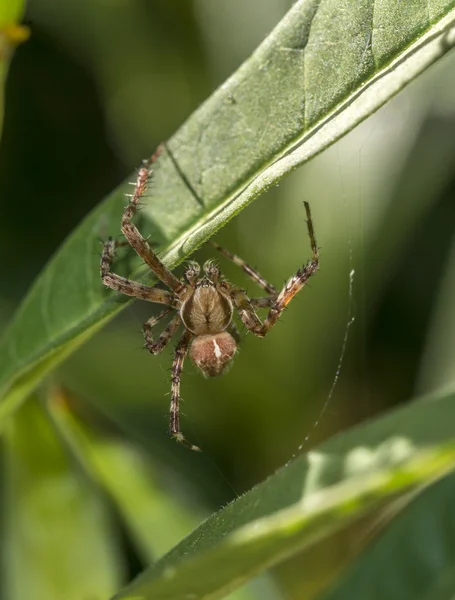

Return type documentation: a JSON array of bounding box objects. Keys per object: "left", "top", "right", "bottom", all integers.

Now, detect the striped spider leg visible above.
[{"left": 211, "top": 202, "right": 319, "bottom": 337}]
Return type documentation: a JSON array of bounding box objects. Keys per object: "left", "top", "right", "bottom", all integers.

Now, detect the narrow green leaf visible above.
[
  {"left": 47, "top": 391, "right": 199, "bottom": 561},
  {"left": 417, "top": 230, "right": 455, "bottom": 396},
  {"left": 2, "top": 1, "right": 455, "bottom": 423},
  {"left": 321, "top": 474, "right": 455, "bottom": 600},
  {"left": 1, "top": 396, "right": 121, "bottom": 600},
  {"left": 113, "top": 390, "right": 455, "bottom": 600}
]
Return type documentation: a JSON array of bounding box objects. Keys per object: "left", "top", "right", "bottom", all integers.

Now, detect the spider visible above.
[{"left": 100, "top": 150, "right": 319, "bottom": 451}]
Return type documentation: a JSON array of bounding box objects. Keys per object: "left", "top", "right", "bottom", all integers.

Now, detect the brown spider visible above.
[{"left": 101, "top": 151, "right": 319, "bottom": 451}]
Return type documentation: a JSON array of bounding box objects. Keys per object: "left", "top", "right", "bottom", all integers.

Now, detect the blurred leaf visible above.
[
  {"left": 0, "top": 0, "right": 27, "bottom": 23},
  {"left": 368, "top": 112, "right": 455, "bottom": 298},
  {"left": 47, "top": 389, "right": 200, "bottom": 561},
  {"left": 0, "top": 0, "right": 29, "bottom": 137},
  {"left": 320, "top": 474, "right": 455, "bottom": 600},
  {"left": 2, "top": 1, "right": 455, "bottom": 426},
  {"left": 1, "top": 396, "right": 121, "bottom": 600},
  {"left": 417, "top": 229, "right": 455, "bottom": 396},
  {"left": 46, "top": 390, "right": 283, "bottom": 600},
  {"left": 113, "top": 390, "right": 455, "bottom": 600}
]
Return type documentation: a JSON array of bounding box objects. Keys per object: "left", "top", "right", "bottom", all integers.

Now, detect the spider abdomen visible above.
[{"left": 190, "top": 332, "right": 236, "bottom": 377}]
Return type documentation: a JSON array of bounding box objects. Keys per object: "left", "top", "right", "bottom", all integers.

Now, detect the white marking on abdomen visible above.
[{"left": 213, "top": 339, "right": 222, "bottom": 359}]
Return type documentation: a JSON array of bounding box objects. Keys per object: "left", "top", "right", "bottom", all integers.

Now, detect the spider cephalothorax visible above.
[{"left": 101, "top": 148, "right": 319, "bottom": 451}]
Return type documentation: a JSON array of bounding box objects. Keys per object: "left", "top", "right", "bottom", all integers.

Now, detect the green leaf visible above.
[
  {"left": 1, "top": 396, "right": 121, "bottom": 600},
  {"left": 46, "top": 391, "right": 200, "bottom": 561},
  {"left": 320, "top": 474, "right": 455, "bottom": 600},
  {"left": 113, "top": 390, "right": 455, "bottom": 600},
  {"left": 0, "top": 0, "right": 29, "bottom": 138},
  {"left": 2, "top": 1, "right": 455, "bottom": 422},
  {"left": 0, "top": 0, "right": 27, "bottom": 23},
  {"left": 417, "top": 229, "right": 455, "bottom": 396}
]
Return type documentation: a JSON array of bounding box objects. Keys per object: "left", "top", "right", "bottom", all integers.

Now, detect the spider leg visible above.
[
  {"left": 250, "top": 296, "right": 274, "bottom": 308},
  {"left": 101, "top": 238, "right": 174, "bottom": 304},
  {"left": 210, "top": 241, "right": 277, "bottom": 295},
  {"left": 231, "top": 202, "right": 319, "bottom": 337},
  {"left": 169, "top": 330, "right": 200, "bottom": 451},
  {"left": 144, "top": 310, "right": 181, "bottom": 355},
  {"left": 121, "top": 153, "right": 186, "bottom": 295}
]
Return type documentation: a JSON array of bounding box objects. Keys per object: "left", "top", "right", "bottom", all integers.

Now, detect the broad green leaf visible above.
[
  {"left": 113, "top": 390, "right": 455, "bottom": 600},
  {"left": 2, "top": 1, "right": 455, "bottom": 423},
  {"left": 321, "top": 474, "right": 455, "bottom": 600},
  {"left": 0, "top": 0, "right": 29, "bottom": 138},
  {"left": 1, "top": 396, "right": 121, "bottom": 600}
]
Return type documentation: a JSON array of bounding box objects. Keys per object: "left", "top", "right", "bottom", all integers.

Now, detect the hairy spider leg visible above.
[
  {"left": 170, "top": 330, "right": 201, "bottom": 452},
  {"left": 210, "top": 240, "right": 277, "bottom": 295},
  {"left": 100, "top": 238, "right": 174, "bottom": 304},
  {"left": 210, "top": 241, "right": 276, "bottom": 310},
  {"left": 230, "top": 201, "right": 319, "bottom": 337},
  {"left": 121, "top": 162, "right": 186, "bottom": 295},
  {"left": 250, "top": 296, "right": 274, "bottom": 308},
  {"left": 144, "top": 310, "right": 181, "bottom": 354}
]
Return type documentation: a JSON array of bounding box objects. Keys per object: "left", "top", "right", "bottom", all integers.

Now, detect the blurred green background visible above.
[{"left": 2, "top": 1, "right": 455, "bottom": 599}]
